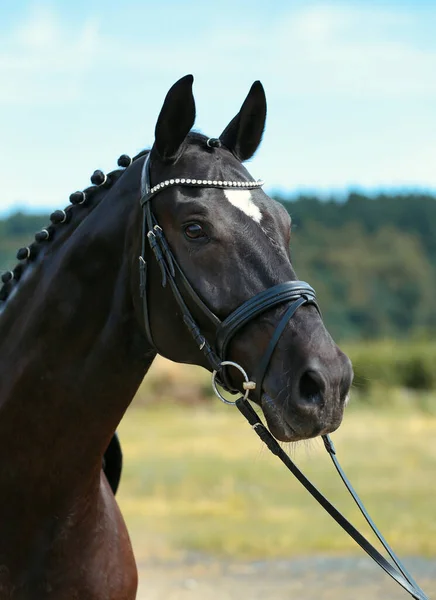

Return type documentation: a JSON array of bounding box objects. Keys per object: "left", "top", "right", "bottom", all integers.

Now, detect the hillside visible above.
[{"left": 2, "top": 192, "right": 436, "bottom": 340}]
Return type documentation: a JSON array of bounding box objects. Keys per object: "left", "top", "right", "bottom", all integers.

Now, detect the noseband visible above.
[{"left": 139, "top": 153, "right": 319, "bottom": 398}]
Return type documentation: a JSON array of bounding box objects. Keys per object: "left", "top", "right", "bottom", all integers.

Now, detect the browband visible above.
[{"left": 140, "top": 154, "right": 264, "bottom": 207}]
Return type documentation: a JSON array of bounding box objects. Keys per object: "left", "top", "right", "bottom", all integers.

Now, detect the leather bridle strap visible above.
[
  {"left": 139, "top": 154, "right": 223, "bottom": 369},
  {"left": 253, "top": 297, "right": 307, "bottom": 403},
  {"left": 235, "top": 398, "right": 429, "bottom": 600},
  {"left": 139, "top": 153, "right": 318, "bottom": 393},
  {"left": 323, "top": 435, "right": 423, "bottom": 593},
  {"left": 215, "top": 282, "right": 317, "bottom": 360},
  {"left": 215, "top": 281, "right": 318, "bottom": 392},
  {"left": 139, "top": 153, "right": 428, "bottom": 599}
]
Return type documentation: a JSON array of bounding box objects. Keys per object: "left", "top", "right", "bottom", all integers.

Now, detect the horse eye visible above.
[{"left": 184, "top": 223, "right": 206, "bottom": 240}]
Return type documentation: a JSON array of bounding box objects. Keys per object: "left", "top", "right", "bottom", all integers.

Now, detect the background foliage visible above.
[
  {"left": 279, "top": 192, "right": 436, "bottom": 340},
  {"left": 2, "top": 198, "right": 436, "bottom": 562},
  {"left": 3, "top": 191, "right": 436, "bottom": 340}
]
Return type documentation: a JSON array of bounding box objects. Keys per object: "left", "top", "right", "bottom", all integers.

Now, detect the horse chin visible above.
[
  {"left": 260, "top": 393, "right": 303, "bottom": 442},
  {"left": 260, "top": 392, "right": 344, "bottom": 442}
]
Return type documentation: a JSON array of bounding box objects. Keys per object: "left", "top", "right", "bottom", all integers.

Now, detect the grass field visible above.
[{"left": 116, "top": 359, "right": 436, "bottom": 563}]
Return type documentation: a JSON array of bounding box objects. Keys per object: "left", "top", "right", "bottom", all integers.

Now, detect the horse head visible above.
[{"left": 134, "top": 75, "right": 353, "bottom": 442}]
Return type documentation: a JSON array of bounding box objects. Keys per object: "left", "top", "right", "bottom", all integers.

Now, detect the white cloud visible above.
[
  {"left": 0, "top": 6, "right": 100, "bottom": 105},
  {"left": 0, "top": 2, "right": 436, "bottom": 214},
  {"left": 16, "top": 6, "right": 61, "bottom": 48},
  {"left": 2, "top": 3, "right": 436, "bottom": 105},
  {"left": 260, "top": 4, "right": 436, "bottom": 99}
]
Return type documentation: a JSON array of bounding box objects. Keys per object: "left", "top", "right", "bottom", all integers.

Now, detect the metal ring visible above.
[{"left": 211, "top": 361, "right": 251, "bottom": 405}]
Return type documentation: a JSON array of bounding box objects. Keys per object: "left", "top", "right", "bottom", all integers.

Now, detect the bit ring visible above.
[{"left": 211, "top": 361, "right": 255, "bottom": 405}]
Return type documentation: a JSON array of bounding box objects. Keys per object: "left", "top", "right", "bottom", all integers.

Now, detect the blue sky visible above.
[{"left": 1, "top": 0, "right": 435, "bottom": 214}]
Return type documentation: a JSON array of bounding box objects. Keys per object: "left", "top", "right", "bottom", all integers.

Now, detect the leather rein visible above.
[{"left": 138, "top": 152, "right": 428, "bottom": 600}]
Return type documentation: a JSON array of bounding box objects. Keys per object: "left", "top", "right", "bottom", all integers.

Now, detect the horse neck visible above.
[{"left": 0, "top": 159, "right": 154, "bottom": 488}]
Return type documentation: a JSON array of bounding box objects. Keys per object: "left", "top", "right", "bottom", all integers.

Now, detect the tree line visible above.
[{"left": 2, "top": 192, "right": 436, "bottom": 340}]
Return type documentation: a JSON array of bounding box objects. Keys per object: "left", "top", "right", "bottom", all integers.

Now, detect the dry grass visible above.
[{"left": 116, "top": 358, "right": 436, "bottom": 562}]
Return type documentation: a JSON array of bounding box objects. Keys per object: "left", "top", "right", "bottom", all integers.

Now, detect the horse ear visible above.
[
  {"left": 219, "top": 81, "right": 266, "bottom": 162},
  {"left": 154, "top": 74, "right": 196, "bottom": 162}
]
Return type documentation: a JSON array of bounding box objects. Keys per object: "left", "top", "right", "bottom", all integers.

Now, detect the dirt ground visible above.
[{"left": 137, "top": 556, "right": 435, "bottom": 600}]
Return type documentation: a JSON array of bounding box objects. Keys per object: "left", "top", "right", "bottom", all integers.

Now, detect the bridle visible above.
[
  {"left": 139, "top": 152, "right": 318, "bottom": 396},
  {"left": 138, "top": 151, "right": 428, "bottom": 600}
]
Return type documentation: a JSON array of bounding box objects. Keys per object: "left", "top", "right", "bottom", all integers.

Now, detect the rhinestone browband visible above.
[
  {"left": 150, "top": 178, "right": 264, "bottom": 195},
  {"left": 139, "top": 152, "right": 264, "bottom": 206},
  {"left": 140, "top": 179, "right": 264, "bottom": 207}
]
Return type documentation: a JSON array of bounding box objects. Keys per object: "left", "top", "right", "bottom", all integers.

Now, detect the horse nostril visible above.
[{"left": 298, "top": 370, "right": 325, "bottom": 405}]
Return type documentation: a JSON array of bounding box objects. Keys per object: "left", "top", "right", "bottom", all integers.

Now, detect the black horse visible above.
[{"left": 0, "top": 75, "right": 352, "bottom": 599}]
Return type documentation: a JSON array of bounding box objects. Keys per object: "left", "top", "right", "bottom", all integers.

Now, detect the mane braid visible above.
[{"left": 0, "top": 150, "right": 149, "bottom": 309}]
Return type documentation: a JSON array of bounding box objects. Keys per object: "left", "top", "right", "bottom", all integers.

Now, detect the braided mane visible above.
[
  {"left": 0, "top": 133, "right": 216, "bottom": 310},
  {"left": 0, "top": 150, "right": 149, "bottom": 310}
]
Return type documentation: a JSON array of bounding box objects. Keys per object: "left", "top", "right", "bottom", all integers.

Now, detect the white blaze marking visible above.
[{"left": 224, "top": 189, "right": 262, "bottom": 223}]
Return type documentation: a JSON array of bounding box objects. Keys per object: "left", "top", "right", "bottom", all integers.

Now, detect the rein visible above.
[
  {"left": 138, "top": 152, "right": 429, "bottom": 599},
  {"left": 234, "top": 396, "right": 429, "bottom": 600}
]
